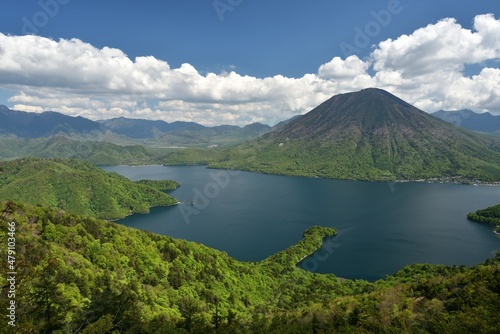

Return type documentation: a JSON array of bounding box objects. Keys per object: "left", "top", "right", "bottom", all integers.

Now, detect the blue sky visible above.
[{"left": 0, "top": 1, "right": 499, "bottom": 125}]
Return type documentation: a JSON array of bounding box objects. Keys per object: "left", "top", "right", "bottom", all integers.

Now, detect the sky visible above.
[{"left": 0, "top": 0, "right": 499, "bottom": 126}]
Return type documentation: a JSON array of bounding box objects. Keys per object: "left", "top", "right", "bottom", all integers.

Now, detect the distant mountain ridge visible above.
[
  {"left": 432, "top": 109, "right": 500, "bottom": 134},
  {"left": 212, "top": 88, "right": 500, "bottom": 181},
  {"left": 0, "top": 105, "right": 101, "bottom": 138},
  {"left": 98, "top": 116, "right": 204, "bottom": 139},
  {"left": 0, "top": 105, "right": 272, "bottom": 145}
]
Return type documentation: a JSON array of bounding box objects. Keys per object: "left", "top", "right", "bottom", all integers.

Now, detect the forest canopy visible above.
[
  {"left": 0, "top": 158, "right": 179, "bottom": 219},
  {"left": 1, "top": 201, "right": 498, "bottom": 333}
]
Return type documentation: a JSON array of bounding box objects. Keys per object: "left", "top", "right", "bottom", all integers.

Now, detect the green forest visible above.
[
  {"left": 0, "top": 157, "right": 499, "bottom": 333},
  {"left": 209, "top": 137, "right": 500, "bottom": 182},
  {"left": 468, "top": 204, "right": 500, "bottom": 233},
  {"left": 0, "top": 158, "right": 179, "bottom": 220},
  {"left": 1, "top": 202, "right": 499, "bottom": 333},
  {"left": 0, "top": 137, "right": 156, "bottom": 166}
]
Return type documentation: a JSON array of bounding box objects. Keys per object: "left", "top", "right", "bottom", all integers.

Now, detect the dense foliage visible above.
[
  {"left": 0, "top": 137, "right": 155, "bottom": 165},
  {"left": 135, "top": 179, "right": 180, "bottom": 191},
  {"left": 155, "top": 123, "right": 271, "bottom": 148},
  {"left": 0, "top": 158, "right": 178, "bottom": 219},
  {"left": 1, "top": 202, "right": 498, "bottom": 333},
  {"left": 0, "top": 136, "right": 227, "bottom": 167},
  {"left": 160, "top": 148, "right": 222, "bottom": 166},
  {"left": 468, "top": 204, "right": 500, "bottom": 233},
  {"left": 211, "top": 136, "right": 500, "bottom": 182}
]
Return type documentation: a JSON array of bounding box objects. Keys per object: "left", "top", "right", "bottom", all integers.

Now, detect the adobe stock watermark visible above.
[
  {"left": 179, "top": 169, "right": 240, "bottom": 224},
  {"left": 299, "top": 236, "right": 341, "bottom": 272},
  {"left": 21, "top": 0, "right": 71, "bottom": 35},
  {"left": 213, "top": 0, "right": 243, "bottom": 21},
  {"left": 340, "top": 0, "right": 408, "bottom": 57},
  {"left": 5, "top": 221, "right": 17, "bottom": 327},
  {"left": 273, "top": 236, "right": 341, "bottom": 304},
  {"left": 387, "top": 181, "right": 397, "bottom": 193}
]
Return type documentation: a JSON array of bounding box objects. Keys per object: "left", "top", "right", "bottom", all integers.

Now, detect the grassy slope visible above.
[
  {"left": 0, "top": 202, "right": 498, "bottom": 333},
  {"left": 0, "top": 158, "right": 179, "bottom": 219}
]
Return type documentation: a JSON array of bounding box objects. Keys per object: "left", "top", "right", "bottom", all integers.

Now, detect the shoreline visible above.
[
  {"left": 101, "top": 164, "right": 500, "bottom": 186},
  {"left": 394, "top": 177, "right": 500, "bottom": 187},
  {"left": 207, "top": 165, "right": 500, "bottom": 186}
]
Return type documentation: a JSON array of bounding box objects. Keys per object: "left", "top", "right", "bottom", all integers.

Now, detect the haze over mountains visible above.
[
  {"left": 432, "top": 109, "right": 500, "bottom": 134},
  {"left": 2, "top": 100, "right": 499, "bottom": 144},
  {"left": 213, "top": 88, "right": 500, "bottom": 181},
  {"left": 0, "top": 105, "right": 101, "bottom": 138},
  {"left": 2, "top": 88, "right": 500, "bottom": 181},
  {"left": 0, "top": 105, "right": 272, "bottom": 146}
]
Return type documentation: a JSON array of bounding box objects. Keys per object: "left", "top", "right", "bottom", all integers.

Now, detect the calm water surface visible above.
[{"left": 102, "top": 165, "right": 500, "bottom": 281}]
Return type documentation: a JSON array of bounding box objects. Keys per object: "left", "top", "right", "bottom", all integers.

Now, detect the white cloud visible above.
[
  {"left": 373, "top": 14, "right": 500, "bottom": 77},
  {"left": 318, "top": 56, "right": 370, "bottom": 80},
  {"left": 1, "top": 13, "right": 500, "bottom": 125},
  {"left": 370, "top": 13, "right": 500, "bottom": 113}
]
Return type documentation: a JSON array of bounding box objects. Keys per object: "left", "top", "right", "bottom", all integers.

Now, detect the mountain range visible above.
[
  {"left": 0, "top": 105, "right": 272, "bottom": 147},
  {"left": 0, "top": 105, "right": 101, "bottom": 138},
  {"left": 2, "top": 89, "right": 500, "bottom": 181},
  {"left": 432, "top": 109, "right": 500, "bottom": 134},
  {"left": 212, "top": 88, "right": 500, "bottom": 181},
  {"left": 2, "top": 102, "right": 499, "bottom": 145}
]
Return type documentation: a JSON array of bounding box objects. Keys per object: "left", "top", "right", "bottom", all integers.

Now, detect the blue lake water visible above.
[{"left": 102, "top": 165, "right": 500, "bottom": 281}]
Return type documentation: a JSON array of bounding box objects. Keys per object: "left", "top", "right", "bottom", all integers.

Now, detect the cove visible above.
[{"left": 102, "top": 165, "right": 500, "bottom": 281}]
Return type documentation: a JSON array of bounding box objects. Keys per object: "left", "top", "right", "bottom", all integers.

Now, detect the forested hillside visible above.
[
  {"left": 211, "top": 89, "right": 500, "bottom": 181},
  {"left": 0, "top": 137, "right": 155, "bottom": 165},
  {"left": 468, "top": 203, "right": 500, "bottom": 233},
  {"left": 0, "top": 158, "right": 179, "bottom": 219},
  {"left": 1, "top": 202, "right": 498, "bottom": 333}
]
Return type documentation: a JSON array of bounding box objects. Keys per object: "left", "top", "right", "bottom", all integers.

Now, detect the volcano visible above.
[{"left": 213, "top": 88, "right": 500, "bottom": 181}]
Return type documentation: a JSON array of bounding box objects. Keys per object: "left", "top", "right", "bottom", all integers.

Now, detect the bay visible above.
[{"left": 102, "top": 165, "right": 500, "bottom": 281}]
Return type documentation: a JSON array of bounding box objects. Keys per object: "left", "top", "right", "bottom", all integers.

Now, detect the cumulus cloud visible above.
[
  {"left": 0, "top": 13, "right": 500, "bottom": 125},
  {"left": 373, "top": 15, "right": 500, "bottom": 77},
  {"left": 371, "top": 13, "right": 500, "bottom": 112},
  {"left": 318, "top": 56, "right": 370, "bottom": 80}
]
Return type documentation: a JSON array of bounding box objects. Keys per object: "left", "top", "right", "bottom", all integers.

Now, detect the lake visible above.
[{"left": 102, "top": 165, "right": 500, "bottom": 281}]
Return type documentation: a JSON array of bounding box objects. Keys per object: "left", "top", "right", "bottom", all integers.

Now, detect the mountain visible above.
[
  {"left": 212, "top": 88, "right": 500, "bottom": 181},
  {"left": 98, "top": 117, "right": 204, "bottom": 139},
  {"left": 2, "top": 201, "right": 499, "bottom": 333},
  {"left": 432, "top": 109, "right": 500, "bottom": 134},
  {"left": 157, "top": 122, "right": 272, "bottom": 147},
  {"left": 272, "top": 114, "right": 303, "bottom": 129},
  {"left": 0, "top": 158, "right": 178, "bottom": 219},
  {"left": 0, "top": 105, "right": 270, "bottom": 146},
  {"left": 0, "top": 105, "right": 101, "bottom": 138},
  {"left": 241, "top": 122, "right": 272, "bottom": 136},
  {"left": 0, "top": 136, "right": 156, "bottom": 165}
]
